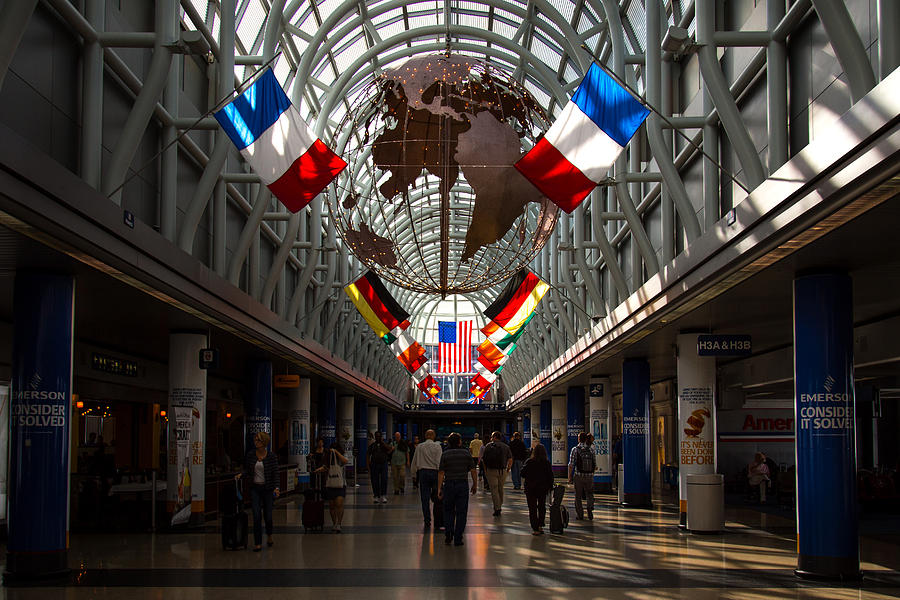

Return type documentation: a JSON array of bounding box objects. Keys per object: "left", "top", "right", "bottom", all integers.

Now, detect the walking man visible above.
[
  {"left": 410, "top": 429, "right": 442, "bottom": 528},
  {"left": 568, "top": 431, "right": 596, "bottom": 520},
  {"left": 508, "top": 431, "right": 529, "bottom": 490},
  {"left": 482, "top": 431, "right": 513, "bottom": 516},
  {"left": 367, "top": 431, "right": 390, "bottom": 503},
  {"left": 437, "top": 432, "right": 477, "bottom": 546}
]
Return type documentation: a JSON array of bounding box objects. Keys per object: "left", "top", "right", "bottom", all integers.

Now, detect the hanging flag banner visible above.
[
  {"left": 483, "top": 270, "right": 549, "bottom": 333},
  {"left": 515, "top": 63, "right": 650, "bottom": 213},
  {"left": 439, "top": 320, "right": 472, "bottom": 373},
  {"left": 471, "top": 270, "right": 547, "bottom": 393},
  {"left": 214, "top": 69, "right": 346, "bottom": 213},
  {"left": 344, "top": 272, "right": 411, "bottom": 339}
]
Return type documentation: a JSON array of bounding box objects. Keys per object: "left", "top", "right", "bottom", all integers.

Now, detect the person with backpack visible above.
[
  {"left": 508, "top": 431, "right": 529, "bottom": 490},
  {"left": 367, "top": 431, "right": 390, "bottom": 503},
  {"left": 521, "top": 443, "right": 554, "bottom": 535},
  {"left": 568, "top": 431, "right": 595, "bottom": 520},
  {"left": 482, "top": 431, "right": 513, "bottom": 516}
]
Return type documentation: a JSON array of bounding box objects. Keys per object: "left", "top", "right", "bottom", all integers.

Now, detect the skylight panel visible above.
[
  {"left": 374, "top": 15, "right": 406, "bottom": 41},
  {"left": 333, "top": 34, "right": 369, "bottom": 76},
  {"left": 457, "top": 12, "right": 489, "bottom": 31},
  {"left": 547, "top": 0, "right": 576, "bottom": 23},
  {"left": 625, "top": 0, "right": 647, "bottom": 53},
  {"left": 317, "top": 0, "right": 346, "bottom": 22},
  {"left": 190, "top": 0, "right": 208, "bottom": 27},
  {"left": 407, "top": 12, "right": 440, "bottom": 30},
  {"left": 490, "top": 18, "right": 517, "bottom": 41},
  {"left": 236, "top": 0, "right": 266, "bottom": 53},
  {"left": 529, "top": 32, "right": 563, "bottom": 69}
]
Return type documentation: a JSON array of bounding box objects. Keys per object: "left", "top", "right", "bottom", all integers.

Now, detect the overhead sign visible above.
[
  {"left": 198, "top": 348, "right": 219, "bottom": 369},
  {"left": 697, "top": 334, "right": 751, "bottom": 356},
  {"left": 274, "top": 375, "right": 301, "bottom": 389},
  {"left": 402, "top": 403, "right": 505, "bottom": 411}
]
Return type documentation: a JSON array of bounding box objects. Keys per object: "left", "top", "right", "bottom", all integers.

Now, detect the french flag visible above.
[
  {"left": 214, "top": 69, "right": 347, "bottom": 213},
  {"left": 515, "top": 63, "right": 650, "bottom": 213}
]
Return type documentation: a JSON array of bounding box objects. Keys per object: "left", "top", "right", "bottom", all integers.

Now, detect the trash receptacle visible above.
[
  {"left": 617, "top": 464, "right": 624, "bottom": 504},
  {"left": 686, "top": 473, "right": 724, "bottom": 533}
]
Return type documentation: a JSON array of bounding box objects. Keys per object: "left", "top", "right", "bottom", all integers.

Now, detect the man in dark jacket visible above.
[
  {"left": 508, "top": 432, "right": 529, "bottom": 490},
  {"left": 437, "top": 432, "right": 477, "bottom": 546}
]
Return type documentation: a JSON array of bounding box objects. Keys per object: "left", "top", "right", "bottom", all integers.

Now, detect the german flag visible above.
[
  {"left": 483, "top": 270, "right": 549, "bottom": 333},
  {"left": 344, "top": 272, "right": 411, "bottom": 338}
]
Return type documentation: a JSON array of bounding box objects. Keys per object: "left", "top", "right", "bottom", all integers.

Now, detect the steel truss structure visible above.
[{"left": 0, "top": 0, "right": 896, "bottom": 402}]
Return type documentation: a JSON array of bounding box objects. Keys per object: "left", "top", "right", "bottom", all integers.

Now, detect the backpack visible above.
[
  {"left": 369, "top": 442, "right": 388, "bottom": 465},
  {"left": 575, "top": 445, "right": 596, "bottom": 473},
  {"left": 482, "top": 442, "right": 505, "bottom": 470}
]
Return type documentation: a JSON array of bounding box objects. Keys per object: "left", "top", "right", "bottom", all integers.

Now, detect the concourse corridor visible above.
[{"left": 2, "top": 477, "right": 899, "bottom": 598}]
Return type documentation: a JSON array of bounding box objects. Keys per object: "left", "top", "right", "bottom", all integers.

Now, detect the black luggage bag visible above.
[
  {"left": 302, "top": 468, "right": 326, "bottom": 532},
  {"left": 549, "top": 484, "right": 569, "bottom": 534},
  {"left": 221, "top": 480, "right": 249, "bottom": 550}
]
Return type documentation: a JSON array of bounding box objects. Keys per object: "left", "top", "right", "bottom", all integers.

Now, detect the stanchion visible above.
[{"left": 151, "top": 470, "right": 157, "bottom": 532}]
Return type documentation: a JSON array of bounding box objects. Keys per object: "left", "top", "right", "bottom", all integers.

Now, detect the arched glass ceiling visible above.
[
  {"left": 180, "top": 0, "right": 692, "bottom": 132},
  {"left": 176, "top": 0, "right": 693, "bottom": 400}
]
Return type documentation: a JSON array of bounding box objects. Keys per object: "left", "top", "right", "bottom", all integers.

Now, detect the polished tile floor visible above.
[{"left": 2, "top": 477, "right": 899, "bottom": 598}]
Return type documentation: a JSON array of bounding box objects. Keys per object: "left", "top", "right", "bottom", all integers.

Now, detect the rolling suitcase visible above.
[
  {"left": 221, "top": 480, "right": 249, "bottom": 550},
  {"left": 549, "top": 484, "right": 569, "bottom": 534},
  {"left": 302, "top": 469, "right": 325, "bottom": 532}
]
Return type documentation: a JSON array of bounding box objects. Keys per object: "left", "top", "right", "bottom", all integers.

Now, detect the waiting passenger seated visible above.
[{"left": 747, "top": 452, "right": 771, "bottom": 504}]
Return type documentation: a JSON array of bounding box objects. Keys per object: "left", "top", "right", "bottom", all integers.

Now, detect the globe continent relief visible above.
[{"left": 329, "top": 55, "right": 557, "bottom": 294}]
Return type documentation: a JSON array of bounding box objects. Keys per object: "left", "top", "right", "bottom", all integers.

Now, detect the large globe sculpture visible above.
[{"left": 326, "top": 54, "right": 558, "bottom": 295}]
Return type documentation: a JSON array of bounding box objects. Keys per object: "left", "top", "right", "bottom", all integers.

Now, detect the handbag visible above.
[{"left": 325, "top": 451, "right": 345, "bottom": 488}]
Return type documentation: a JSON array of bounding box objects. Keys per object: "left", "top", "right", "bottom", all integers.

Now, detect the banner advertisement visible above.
[
  {"left": 8, "top": 273, "right": 74, "bottom": 570},
  {"left": 676, "top": 334, "right": 716, "bottom": 524},
  {"left": 288, "top": 378, "right": 310, "bottom": 482},
  {"left": 589, "top": 377, "right": 611, "bottom": 485},
  {"left": 338, "top": 396, "right": 354, "bottom": 467},
  {"left": 794, "top": 273, "right": 859, "bottom": 578},
  {"left": 355, "top": 399, "right": 368, "bottom": 471},
  {"left": 539, "top": 399, "right": 551, "bottom": 455},
  {"left": 167, "top": 332, "right": 207, "bottom": 526},
  {"left": 622, "top": 358, "right": 651, "bottom": 506},
  {"left": 523, "top": 410, "right": 531, "bottom": 448},
  {"left": 531, "top": 404, "right": 541, "bottom": 449},
  {"left": 551, "top": 394, "right": 567, "bottom": 469},
  {"left": 566, "top": 387, "right": 585, "bottom": 459}
]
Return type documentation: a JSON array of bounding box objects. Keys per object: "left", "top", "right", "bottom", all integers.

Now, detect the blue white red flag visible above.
[
  {"left": 214, "top": 69, "right": 346, "bottom": 213},
  {"left": 515, "top": 63, "right": 650, "bottom": 213},
  {"left": 438, "top": 320, "right": 472, "bottom": 373}
]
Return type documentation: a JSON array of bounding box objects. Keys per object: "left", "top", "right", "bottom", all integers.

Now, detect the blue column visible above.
[
  {"left": 355, "top": 399, "right": 368, "bottom": 471},
  {"left": 245, "top": 361, "right": 272, "bottom": 453},
  {"left": 319, "top": 388, "right": 337, "bottom": 448},
  {"left": 400, "top": 422, "right": 408, "bottom": 438},
  {"left": 378, "top": 407, "right": 386, "bottom": 438},
  {"left": 566, "top": 386, "right": 585, "bottom": 458},
  {"left": 7, "top": 272, "right": 74, "bottom": 581},
  {"left": 539, "top": 399, "right": 552, "bottom": 454},
  {"left": 794, "top": 273, "right": 859, "bottom": 579},
  {"left": 622, "top": 358, "right": 651, "bottom": 507},
  {"left": 523, "top": 411, "right": 531, "bottom": 448}
]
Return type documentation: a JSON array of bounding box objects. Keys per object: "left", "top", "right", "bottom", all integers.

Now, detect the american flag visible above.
[{"left": 438, "top": 320, "right": 472, "bottom": 373}]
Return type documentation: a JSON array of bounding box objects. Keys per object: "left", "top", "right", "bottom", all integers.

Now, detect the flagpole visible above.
[
  {"left": 105, "top": 52, "right": 283, "bottom": 200},
  {"left": 579, "top": 44, "right": 752, "bottom": 196}
]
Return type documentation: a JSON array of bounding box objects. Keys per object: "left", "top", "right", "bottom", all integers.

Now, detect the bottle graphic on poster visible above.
[{"left": 593, "top": 420, "right": 600, "bottom": 437}]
